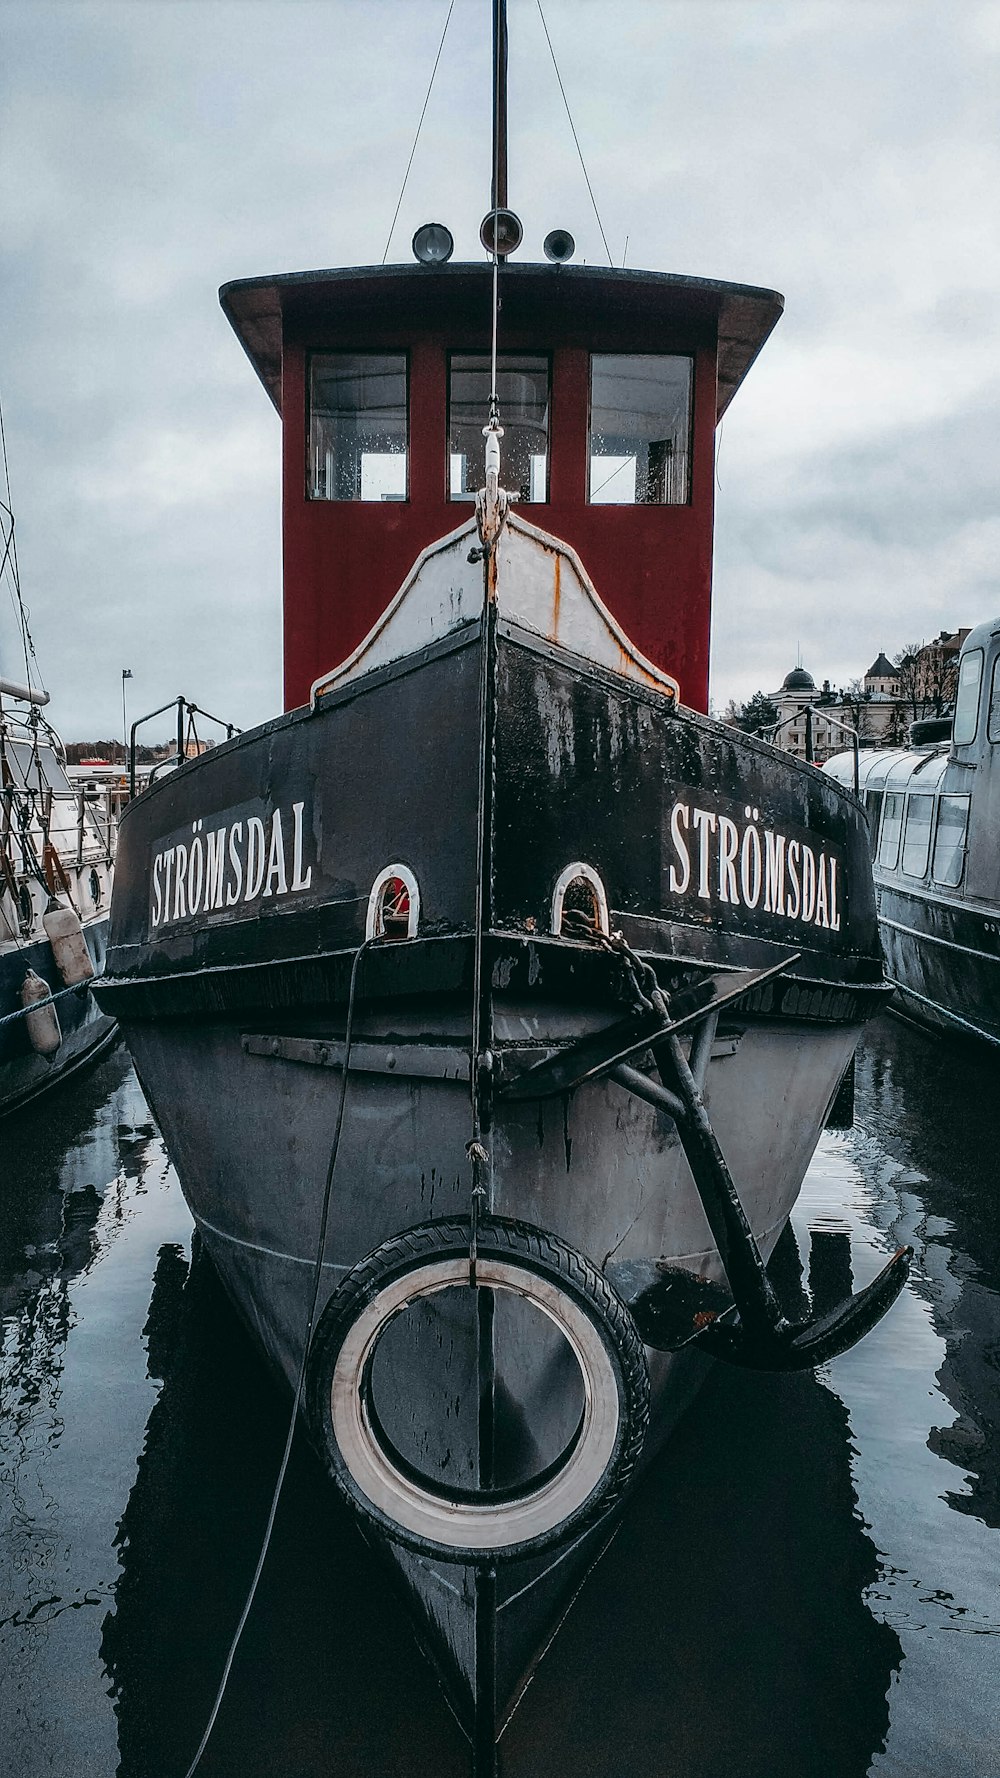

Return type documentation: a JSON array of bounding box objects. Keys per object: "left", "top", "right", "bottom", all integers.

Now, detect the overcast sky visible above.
[{"left": 2, "top": 0, "right": 999, "bottom": 739}]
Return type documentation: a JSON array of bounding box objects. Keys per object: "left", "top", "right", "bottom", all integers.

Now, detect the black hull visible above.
[
  {"left": 117, "top": 994, "right": 862, "bottom": 1736},
  {"left": 877, "top": 882, "right": 1000, "bottom": 1048},
  {"left": 98, "top": 615, "right": 885, "bottom": 1737}
]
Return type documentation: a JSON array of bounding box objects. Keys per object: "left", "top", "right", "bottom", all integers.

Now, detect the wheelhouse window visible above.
[
  {"left": 309, "top": 353, "right": 408, "bottom": 501},
  {"left": 877, "top": 792, "right": 904, "bottom": 870},
  {"left": 953, "top": 649, "right": 983, "bottom": 746},
  {"left": 932, "top": 795, "right": 970, "bottom": 887},
  {"left": 449, "top": 354, "right": 549, "bottom": 501},
  {"left": 589, "top": 355, "right": 693, "bottom": 504},
  {"left": 900, "top": 794, "right": 934, "bottom": 879}
]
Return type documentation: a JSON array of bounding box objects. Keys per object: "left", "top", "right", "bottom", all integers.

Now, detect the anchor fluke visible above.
[{"left": 694, "top": 1244, "right": 912, "bottom": 1371}]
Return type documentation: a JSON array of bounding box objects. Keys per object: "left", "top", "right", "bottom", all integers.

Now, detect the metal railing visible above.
[
  {"left": 129, "top": 697, "right": 240, "bottom": 800},
  {"left": 75, "top": 784, "right": 117, "bottom": 866},
  {"left": 759, "top": 705, "right": 861, "bottom": 795}
]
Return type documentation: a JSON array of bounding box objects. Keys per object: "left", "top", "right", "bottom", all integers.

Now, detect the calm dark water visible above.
[{"left": 1, "top": 1016, "right": 998, "bottom": 1777}]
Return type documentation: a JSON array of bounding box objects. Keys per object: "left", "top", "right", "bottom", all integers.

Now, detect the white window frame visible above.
[
  {"left": 550, "top": 863, "right": 610, "bottom": 936},
  {"left": 365, "top": 863, "right": 421, "bottom": 941}
]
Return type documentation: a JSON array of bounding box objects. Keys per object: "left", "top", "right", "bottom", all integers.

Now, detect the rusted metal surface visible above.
[
  {"left": 242, "top": 1033, "right": 470, "bottom": 1080},
  {"left": 311, "top": 513, "right": 679, "bottom": 704}
]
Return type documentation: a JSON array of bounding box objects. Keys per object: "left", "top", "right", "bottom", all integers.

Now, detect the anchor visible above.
[{"left": 500, "top": 951, "right": 911, "bottom": 1371}]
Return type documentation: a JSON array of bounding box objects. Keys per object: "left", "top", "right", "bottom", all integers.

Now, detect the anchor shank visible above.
[{"left": 652, "top": 1033, "right": 787, "bottom": 1343}]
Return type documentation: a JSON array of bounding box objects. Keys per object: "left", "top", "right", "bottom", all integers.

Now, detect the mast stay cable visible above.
[
  {"left": 469, "top": 0, "right": 507, "bottom": 1180},
  {"left": 535, "top": 0, "right": 614, "bottom": 266},
  {"left": 0, "top": 397, "right": 41, "bottom": 693},
  {"left": 381, "top": 0, "right": 457, "bottom": 265},
  {"left": 488, "top": 0, "right": 505, "bottom": 419}
]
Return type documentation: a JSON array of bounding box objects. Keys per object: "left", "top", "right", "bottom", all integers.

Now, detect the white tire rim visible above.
[{"left": 330, "top": 1256, "right": 622, "bottom": 1553}]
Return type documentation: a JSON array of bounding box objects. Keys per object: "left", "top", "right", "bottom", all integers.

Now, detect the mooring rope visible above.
[
  {"left": 0, "top": 979, "right": 92, "bottom": 1031},
  {"left": 182, "top": 938, "right": 372, "bottom": 1778}
]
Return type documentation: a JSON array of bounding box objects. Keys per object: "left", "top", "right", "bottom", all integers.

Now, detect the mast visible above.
[{"left": 491, "top": 0, "right": 508, "bottom": 211}]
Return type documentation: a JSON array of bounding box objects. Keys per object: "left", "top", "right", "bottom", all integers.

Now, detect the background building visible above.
[
  {"left": 864, "top": 652, "right": 898, "bottom": 697},
  {"left": 770, "top": 666, "right": 847, "bottom": 761},
  {"left": 725, "top": 625, "right": 970, "bottom": 759}
]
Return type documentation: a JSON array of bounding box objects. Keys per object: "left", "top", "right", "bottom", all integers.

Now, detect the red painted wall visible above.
[{"left": 280, "top": 291, "right": 718, "bottom": 713}]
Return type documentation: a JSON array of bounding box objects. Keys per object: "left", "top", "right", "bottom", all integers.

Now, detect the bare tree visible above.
[
  {"left": 919, "top": 641, "right": 961, "bottom": 715},
  {"left": 838, "top": 677, "right": 866, "bottom": 736},
  {"left": 893, "top": 644, "right": 924, "bottom": 721},
  {"left": 64, "top": 738, "right": 165, "bottom": 764}
]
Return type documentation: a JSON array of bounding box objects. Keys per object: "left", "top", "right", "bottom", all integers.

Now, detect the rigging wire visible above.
[
  {"left": 468, "top": 543, "right": 493, "bottom": 1158},
  {"left": 534, "top": 0, "right": 613, "bottom": 267},
  {"left": 489, "top": 243, "right": 500, "bottom": 419},
  {"left": 181, "top": 939, "right": 372, "bottom": 1778},
  {"left": 381, "top": 0, "right": 458, "bottom": 265},
  {"left": 469, "top": 0, "right": 504, "bottom": 1173},
  {"left": 0, "top": 397, "right": 40, "bottom": 691},
  {"left": 488, "top": 0, "right": 502, "bottom": 415}
]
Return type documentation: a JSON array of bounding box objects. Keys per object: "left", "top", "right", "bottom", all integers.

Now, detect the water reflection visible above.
[
  {"left": 504, "top": 1351, "right": 903, "bottom": 1777},
  {"left": 798, "top": 1017, "right": 1000, "bottom": 1776},
  {"left": 95, "top": 1223, "right": 903, "bottom": 1778},
  {"left": 1, "top": 1020, "right": 999, "bottom": 1776},
  {"left": 0, "top": 1048, "right": 180, "bottom": 1776},
  {"left": 100, "top": 1241, "right": 466, "bottom": 1778},
  {"left": 853, "top": 1018, "right": 1000, "bottom": 1532}
]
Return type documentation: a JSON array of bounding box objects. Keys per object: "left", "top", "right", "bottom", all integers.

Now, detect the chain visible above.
[{"left": 559, "top": 908, "right": 669, "bottom": 1019}]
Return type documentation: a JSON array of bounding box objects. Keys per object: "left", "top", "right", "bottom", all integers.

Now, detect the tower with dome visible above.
[{"left": 769, "top": 662, "right": 843, "bottom": 759}]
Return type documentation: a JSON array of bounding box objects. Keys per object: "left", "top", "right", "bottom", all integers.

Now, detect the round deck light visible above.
[
  {"left": 543, "top": 228, "right": 575, "bottom": 263},
  {"left": 480, "top": 208, "right": 523, "bottom": 257},
  {"left": 412, "top": 222, "right": 454, "bottom": 265}
]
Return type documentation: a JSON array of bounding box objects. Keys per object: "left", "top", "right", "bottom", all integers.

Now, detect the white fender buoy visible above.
[
  {"left": 43, "top": 899, "right": 95, "bottom": 986},
  {"left": 21, "top": 969, "right": 62, "bottom": 1057},
  {"left": 307, "top": 1216, "right": 650, "bottom": 1563}
]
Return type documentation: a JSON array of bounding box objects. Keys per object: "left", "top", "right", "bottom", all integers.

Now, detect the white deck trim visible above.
[
  {"left": 310, "top": 517, "right": 478, "bottom": 705},
  {"left": 310, "top": 510, "right": 681, "bottom": 704}
]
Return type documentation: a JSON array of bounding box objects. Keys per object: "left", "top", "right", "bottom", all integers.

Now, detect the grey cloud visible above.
[{"left": 1, "top": 0, "right": 998, "bottom": 737}]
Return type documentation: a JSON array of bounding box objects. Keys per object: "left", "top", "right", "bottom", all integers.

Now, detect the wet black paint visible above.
[{"left": 1, "top": 1017, "right": 998, "bottom": 1776}]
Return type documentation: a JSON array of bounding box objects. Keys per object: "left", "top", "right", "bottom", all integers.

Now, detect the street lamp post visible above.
[{"left": 122, "top": 668, "right": 133, "bottom": 767}]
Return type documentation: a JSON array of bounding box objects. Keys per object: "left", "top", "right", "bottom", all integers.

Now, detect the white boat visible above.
[{"left": 0, "top": 420, "right": 118, "bottom": 1119}]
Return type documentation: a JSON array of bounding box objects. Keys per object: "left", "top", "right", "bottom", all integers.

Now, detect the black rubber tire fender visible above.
[{"left": 305, "top": 1215, "right": 650, "bottom": 1563}]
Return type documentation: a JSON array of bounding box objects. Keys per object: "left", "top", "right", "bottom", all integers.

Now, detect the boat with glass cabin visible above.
[{"left": 827, "top": 618, "right": 1000, "bottom": 1048}]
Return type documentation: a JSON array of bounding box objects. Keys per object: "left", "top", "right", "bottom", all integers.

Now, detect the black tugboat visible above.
[
  {"left": 97, "top": 6, "right": 910, "bottom": 1768},
  {"left": 827, "top": 617, "right": 1000, "bottom": 1048}
]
